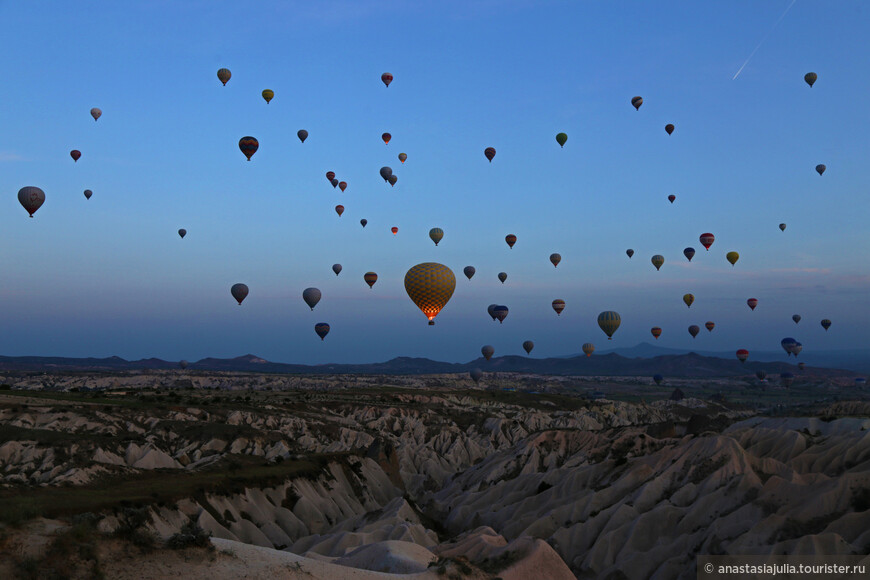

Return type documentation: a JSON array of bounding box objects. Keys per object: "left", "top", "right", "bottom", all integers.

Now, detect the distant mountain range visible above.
[{"left": 0, "top": 344, "right": 864, "bottom": 378}]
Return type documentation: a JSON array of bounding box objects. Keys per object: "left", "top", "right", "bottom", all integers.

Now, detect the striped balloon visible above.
[
  {"left": 597, "top": 311, "right": 621, "bottom": 340},
  {"left": 552, "top": 299, "right": 565, "bottom": 316},
  {"left": 238, "top": 137, "right": 258, "bottom": 161},
  {"left": 217, "top": 68, "right": 231, "bottom": 85},
  {"left": 364, "top": 272, "right": 378, "bottom": 289},
  {"left": 429, "top": 228, "right": 444, "bottom": 246}
]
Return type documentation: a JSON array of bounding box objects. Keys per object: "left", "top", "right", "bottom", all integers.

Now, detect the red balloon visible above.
[
  {"left": 505, "top": 234, "right": 517, "bottom": 249},
  {"left": 382, "top": 132, "right": 391, "bottom": 145},
  {"left": 747, "top": 298, "right": 758, "bottom": 311},
  {"left": 326, "top": 171, "right": 335, "bottom": 181},
  {"left": 668, "top": 195, "right": 676, "bottom": 203},
  {"left": 736, "top": 349, "right": 749, "bottom": 363},
  {"left": 339, "top": 181, "right": 347, "bottom": 192},
  {"left": 335, "top": 205, "right": 344, "bottom": 217},
  {"left": 700, "top": 233, "right": 715, "bottom": 250},
  {"left": 391, "top": 226, "right": 398, "bottom": 235},
  {"left": 381, "top": 72, "right": 393, "bottom": 87},
  {"left": 70, "top": 150, "right": 81, "bottom": 162},
  {"left": 651, "top": 327, "right": 662, "bottom": 340}
]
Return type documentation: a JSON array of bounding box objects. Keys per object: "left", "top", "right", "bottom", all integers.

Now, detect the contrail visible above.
[{"left": 733, "top": 0, "right": 797, "bottom": 80}]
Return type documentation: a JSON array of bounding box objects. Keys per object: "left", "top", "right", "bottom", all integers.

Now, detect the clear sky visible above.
[{"left": 1, "top": 1, "right": 867, "bottom": 364}]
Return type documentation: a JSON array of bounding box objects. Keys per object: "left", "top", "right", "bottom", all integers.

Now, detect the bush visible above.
[{"left": 167, "top": 521, "right": 213, "bottom": 550}]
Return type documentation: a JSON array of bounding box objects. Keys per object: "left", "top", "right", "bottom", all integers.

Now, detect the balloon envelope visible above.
[
  {"left": 404, "top": 263, "right": 456, "bottom": 325},
  {"left": 178, "top": 229, "right": 186, "bottom": 238},
  {"left": 705, "top": 321, "right": 715, "bottom": 332},
  {"left": 326, "top": 171, "right": 336, "bottom": 181},
  {"left": 552, "top": 299, "right": 565, "bottom": 316},
  {"left": 382, "top": 132, "right": 391, "bottom": 145},
  {"left": 779, "top": 223, "right": 787, "bottom": 231},
  {"left": 217, "top": 68, "right": 231, "bottom": 85},
  {"left": 700, "top": 233, "right": 715, "bottom": 250},
  {"left": 505, "top": 234, "right": 516, "bottom": 249},
  {"left": 302, "top": 288, "right": 321, "bottom": 310},
  {"left": 597, "top": 311, "right": 621, "bottom": 339},
  {"left": 429, "top": 228, "right": 444, "bottom": 246},
  {"left": 484, "top": 147, "right": 496, "bottom": 162},
  {"left": 388, "top": 175, "right": 397, "bottom": 186},
  {"left": 463, "top": 266, "right": 476, "bottom": 280},
  {"left": 398, "top": 153, "right": 407, "bottom": 163},
  {"left": 179, "top": 360, "right": 188, "bottom": 369},
  {"left": 493, "top": 305, "right": 509, "bottom": 323},
  {"left": 688, "top": 325, "right": 700, "bottom": 338},
  {"left": 626, "top": 249, "right": 634, "bottom": 258},
  {"left": 487, "top": 304, "right": 498, "bottom": 321},
  {"left": 726, "top": 251, "right": 740, "bottom": 266},
  {"left": 380, "top": 167, "right": 393, "bottom": 181},
  {"left": 651, "top": 255, "right": 664, "bottom": 271},
  {"left": 231, "top": 283, "right": 249, "bottom": 305},
  {"left": 481, "top": 345, "right": 494, "bottom": 360},
  {"left": 391, "top": 227, "right": 398, "bottom": 235},
  {"left": 18, "top": 186, "right": 45, "bottom": 217},
  {"left": 381, "top": 72, "right": 393, "bottom": 87},
  {"left": 556, "top": 133, "right": 567, "bottom": 147},
  {"left": 332, "top": 264, "right": 342, "bottom": 276},
  {"left": 736, "top": 349, "right": 749, "bottom": 363},
  {"left": 90, "top": 108, "right": 102, "bottom": 121},
  {"left": 668, "top": 195, "right": 676, "bottom": 203},
  {"left": 338, "top": 181, "right": 347, "bottom": 192},
  {"left": 498, "top": 272, "right": 507, "bottom": 284},
  {"left": 297, "top": 130, "right": 308, "bottom": 143},
  {"left": 335, "top": 205, "right": 344, "bottom": 217},
  {"left": 70, "top": 150, "right": 81, "bottom": 162},
  {"left": 747, "top": 298, "right": 758, "bottom": 311},
  {"left": 84, "top": 189, "right": 92, "bottom": 200},
  {"left": 522, "top": 341, "right": 534, "bottom": 355},
  {"left": 631, "top": 96, "right": 643, "bottom": 110},
  {"left": 364, "top": 272, "right": 378, "bottom": 288},
  {"left": 651, "top": 327, "right": 662, "bottom": 339},
  {"left": 653, "top": 374, "right": 663, "bottom": 385},
  {"left": 821, "top": 319, "right": 831, "bottom": 331},
  {"left": 665, "top": 124, "right": 674, "bottom": 135},
  {"left": 239, "top": 137, "right": 258, "bottom": 161},
  {"left": 549, "top": 253, "right": 561, "bottom": 268},
  {"left": 804, "top": 72, "right": 817, "bottom": 87},
  {"left": 315, "top": 323, "right": 330, "bottom": 341},
  {"left": 262, "top": 89, "right": 274, "bottom": 103},
  {"left": 816, "top": 164, "right": 826, "bottom": 175},
  {"left": 470, "top": 369, "right": 483, "bottom": 384},
  {"left": 360, "top": 219, "right": 367, "bottom": 228},
  {"left": 683, "top": 293, "right": 694, "bottom": 308},
  {"left": 792, "top": 314, "right": 801, "bottom": 324},
  {"left": 582, "top": 343, "right": 595, "bottom": 357}
]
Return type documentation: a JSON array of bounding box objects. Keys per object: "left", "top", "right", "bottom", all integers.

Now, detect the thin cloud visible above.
[{"left": 0, "top": 152, "right": 25, "bottom": 162}]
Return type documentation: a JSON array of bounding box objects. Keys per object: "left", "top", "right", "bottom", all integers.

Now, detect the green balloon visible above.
[{"left": 556, "top": 133, "right": 568, "bottom": 148}]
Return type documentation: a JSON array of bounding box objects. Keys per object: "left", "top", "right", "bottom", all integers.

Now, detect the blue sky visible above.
[{"left": 0, "top": 1, "right": 867, "bottom": 364}]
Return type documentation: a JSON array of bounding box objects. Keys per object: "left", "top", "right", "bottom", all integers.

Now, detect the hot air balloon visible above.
[
  {"left": 684, "top": 248, "right": 695, "bottom": 262},
  {"left": 549, "top": 253, "right": 561, "bottom": 268},
  {"left": 360, "top": 219, "right": 368, "bottom": 228},
  {"left": 493, "top": 305, "right": 509, "bottom": 323},
  {"left": 651, "top": 327, "right": 662, "bottom": 340},
  {"left": 736, "top": 349, "right": 749, "bottom": 363},
  {"left": 552, "top": 299, "right": 565, "bottom": 316},
  {"left": 726, "top": 251, "right": 739, "bottom": 266},
  {"left": 582, "top": 343, "right": 595, "bottom": 357},
  {"left": 631, "top": 96, "right": 643, "bottom": 110},
  {"left": 665, "top": 124, "right": 674, "bottom": 135},
  {"left": 388, "top": 175, "right": 398, "bottom": 187},
  {"left": 70, "top": 150, "right": 81, "bottom": 162},
  {"left": 747, "top": 298, "right": 758, "bottom": 311},
  {"left": 821, "top": 319, "right": 831, "bottom": 331},
  {"left": 381, "top": 72, "right": 393, "bottom": 87},
  {"left": 597, "top": 311, "right": 621, "bottom": 340},
  {"left": 482, "top": 345, "right": 494, "bottom": 360},
  {"left": 792, "top": 314, "right": 801, "bottom": 324},
  {"left": 302, "top": 288, "right": 321, "bottom": 311},
  {"left": 398, "top": 153, "right": 407, "bottom": 163},
  {"left": 339, "top": 181, "right": 347, "bottom": 192},
  {"left": 804, "top": 72, "right": 817, "bottom": 87},
  {"left": 470, "top": 369, "right": 483, "bottom": 384},
  {"left": 364, "top": 272, "right": 378, "bottom": 289},
  {"left": 798, "top": 362, "right": 806, "bottom": 371},
  {"left": 404, "top": 263, "right": 456, "bottom": 325},
  {"left": 522, "top": 341, "right": 534, "bottom": 355},
  {"left": 17, "top": 186, "right": 45, "bottom": 217},
  {"left": 487, "top": 304, "right": 498, "bottom": 321},
  {"left": 326, "top": 171, "right": 336, "bottom": 181},
  {"left": 178, "top": 229, "right": 186, "bottom": 239},
  {"left": 332, "top": 264, "right": 342, "bottom": 276},
  {"left": 816, "top": 164, "right": 826, "bottom": 176},
  {"left": 498, "top": 272, "right": 507, "bottom": 284},
  {"left": 179, "top": 360, "right": 188, "bottom": 370},
  {"left": 382, "top": 132, "right": 391, "bottom": 145},
  {"left": 700, "top": 233, "right": 715, "bottom": 250},
  {"left": 84, "top": 189, "right": 92, "bottom": 200},
  {"left": 464, "top": 266, "right": 476, "bottom": 280},
  {"left": 705, "top": 321, "right": 715, "bottom": 332},
  {"left": 688, "top": 325, "right": 700, "bottom": 338},
  {"left": 626, "top": 249, "right": 634, "bottom": 259},
  {"left": 239, "top": 137, "right": 258, "bottom": 161},
  {"left": 331, "top": 178, "right": 339, "bottom": 188},
  {"left": 683, "top": 294, "right": 694, "bottom": 308},
  {"left": 262, "top": 89, "right": 274, "bottom": 104},
  {"left": 792, "top": 342, "right": 803, "bottom": 357},
  {"left": 315, "top": 323, "right": 330, "bottom": 341},
  {"left": 668, "top": 194, "right": 676, "bottom": 204},
  {"left": 653, "top": 374, "right": 663, "bottom": 386},
  {"left": 505, "top": 234, "right": 516, "bottom": 249},
  {"left": 379, "top": 167, "right": 393, "bottom": 181},
  {"left": 651, "top": 255, "right": 664, "bottom": 271},
  {"left": 217, "top": 68, "right": 231, "bottom": 85},
  {"left": 391, "top": 226, "right": 398, "bottom": 235},
  {"left": 779, "top": 223, "right": 787, "bottom": 232},
  {"left": 231, "top": 283, "right": 249, "bottom": 305},
  {"left": 335, "top": 205, "right": 344, "bottom": 217},
  {"left": 756, "top": 370, "right": 767, "bottom": 382},
  {"left": 556, "top": 133, "right": 568, "bottom": 147},
  {"left": 90, "top": 108, "right": 102, "bottom": 121},
  {"left": 297, "top": 130, "right": 308, "bottom": 143},
  {"left": 781, "top": 337, "right": 797, "bottom": 356},
  {"left": 484, "top": 147, "right": 496, "bottom": 162},
  {"left": 429, "top": 228, "right": 444, "bottom": 246},
  {"left": 780, "top": 372, "right": 794, "bottom": 388}
]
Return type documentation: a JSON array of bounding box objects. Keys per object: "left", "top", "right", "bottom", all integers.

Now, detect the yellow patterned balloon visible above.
[
  {"left": 404, "top": 263, "right": 456, "bottom": 325},
  {"left": 597, "top": 311, "right": 621, "bottom": 340}
]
